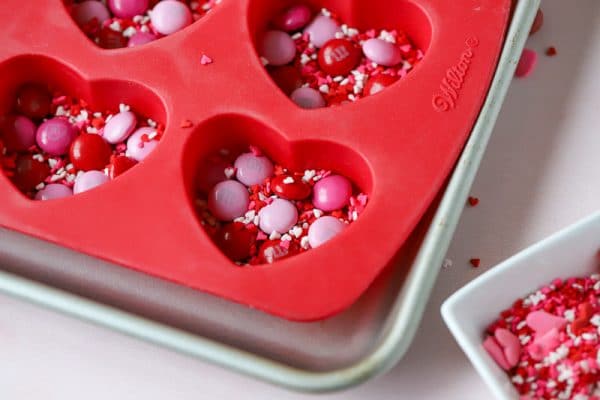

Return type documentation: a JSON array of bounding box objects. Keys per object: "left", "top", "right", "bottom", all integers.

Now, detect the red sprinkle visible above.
[
  {"left": 468, "top": 196, "right": 480, "bottom": 207},
  {"left": 470, "top": 258, "right": 481, "bottom": 268},
  {"left": 180, "top": 119, "right": 194, "bottom": 128},
  {"left": 546, "top": 46, "right": 558, "bottom": 57}
]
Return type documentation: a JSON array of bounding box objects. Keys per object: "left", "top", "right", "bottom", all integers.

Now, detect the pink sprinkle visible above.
[
  {"left": 515, "top": 48, "right": 538, "bottom": 78},
  {"left": 249, "top": 145, "right": 262, "bottom": 156},
  {"left": 256, "top": 231, "right": 267, "bottom": 241},
  {"left": 200, "top": 54, "right": 213, "bottom": 65},
  {"left": 279, "top": 240, "right": 290, "bottom": 249}
]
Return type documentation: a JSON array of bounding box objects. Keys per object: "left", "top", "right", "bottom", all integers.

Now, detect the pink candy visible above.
[
  {"left": 126, "top": 127, "right": 158, "bottom": 161},
  {"left": 307, "top": 216, "right": 345, "bottom": 248},
  {"left": 103, "top": 111, "right": 137, "bottom": 144},
  {"left": 362, "top": 38, "right": 402, "bottom": 67},
  {"left": 36, "top": 117, "right": 76, "bottom": 156},
  {"left": 71, "top": 0, "right": 111, "bottom": 28},
  {"left": 35, "top": 183, "right": 73, "bottom": 201},
  {"left": 108, "top": 0, "right": 149, "bottom": 19},
  {"left": 150, "top": 0, "right": 192, "bottom": 35},
  {"left": 234, "top": 152, "right": 274, "bottom": 186},
  {"left": 515, "top": 48, "right": 538, "bottom": 78},
  {"left": 312, "top": 174, "right": 352, "bottom": 211},
  {"left": 290, "top": 87, "right": 325, "bottom": 109},
  {"left": 272, "top": 4, "right": 312, "bottom": 32},
  {"left": 304, "top": 15, "right": 340, "bottom": 48},
  {"left": 128, "top": 31, "right": 158, "bottom": 47},
  {"left": 260, "top": 30, "right": 297, "bottom": 66},
  {"left": 208, "top": 180, "right": 249, "bottom": 221},
  {"left": 258, "top": 199, "right": 298, "bottom": 235},
  {"left": 73, "top": 170, "right": 109, "bottom": 194}
]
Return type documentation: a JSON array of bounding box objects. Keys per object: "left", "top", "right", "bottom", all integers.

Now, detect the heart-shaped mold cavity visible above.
[
  {"left": 63, "top": 0, "right": 221, "bottom": 49},
  {"left": 0, "top": 55, "right": 166, "bottom": 199},
  {"left": 249, "top": 0, "right": 431, "bottom": 108},
  {"left": 182, "top": 114, "right": 372, "bottom": 265}
]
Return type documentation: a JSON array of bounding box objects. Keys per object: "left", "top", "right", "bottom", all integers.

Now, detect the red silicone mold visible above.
[{"left": 0, "top": 0, "right": 510, "bottom": 321}]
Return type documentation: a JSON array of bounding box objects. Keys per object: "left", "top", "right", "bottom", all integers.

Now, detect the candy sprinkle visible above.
[
  {"left": 484, "top": 273, "right": 600, "bottom": 399},
  {"left": 546, "top": 46, "right": 558, "bottom": 57},
  {"left": 468, "top": 196, "right": 480, "bottom": 207},
  {"left": 470, "top": 258, "right": 481, "bottom": 268}
]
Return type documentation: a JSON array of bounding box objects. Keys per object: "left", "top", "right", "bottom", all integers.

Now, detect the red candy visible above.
[
  {"left": 268, "top": 65, "right": 303, "bottom": 95},
  {"left": 98, "top": 27, "right": 128, "bottom": 49},
  {"left": 363, "top": 74, "right": 399, "bottom": 96},
  {"left": 12, "top": 155, "right": 50, "bottom": 192},
  {"left": 15, "top": 84, "right": 51, "bottom": 119},
  {"left": 108, "top": 155, "right": 138, "bottom": 179},
  {"left": 69, "top": 133, "right": 112, "bottom": 171},
  {"left": 271, "top": 174, "right": 311, "bottom": 200},
  {"left": 529, "top": 9, "right": 543, "bottom": 35},
  {"left": 258, "top": 240, "right": 299, "bottom": 264},
  {"left": 214, "top": 222, "right": 256, "bottom": 262},
  {"left": 317, "top": 38, "right": 361, "bottom": 76}
]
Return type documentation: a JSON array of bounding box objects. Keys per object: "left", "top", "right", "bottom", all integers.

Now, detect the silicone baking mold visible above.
[{"left": 0, "top": 0, "right": 510, "bottom": 321}]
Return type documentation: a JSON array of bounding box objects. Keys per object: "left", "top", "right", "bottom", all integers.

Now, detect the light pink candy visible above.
[
  {"left": 525, "top": 310, "right": 567, "bottom": 335},
  {"left": 312, "top": 175, "right": 352, "bottom": 211},
  {"left": 234, "top": 152, "right": 274, "bottom": 186},
  {"left": 260, "top": 30, "right": 296, "bottom": 66},
  {"left": 150, "top": 0, "right": 192, "bottom": 35},
  {"left": 483, "top": 336, "right": 511, "bottom": 370},
  {"left": 74, "top": 170, "right": 109, "bottom": 194},
  {"left": 103, "top": 111, "right": 137, "bottom": 144},
  {"left": 303, "top": 15, "right": 340, "bottom": 48},
  {"left": 36, "top": 117, "right": 76, "bottom": 156},
  {"left": 494, "top": 328, "right": 521, "bottom": 367},
  {"left": 71, "top": 0, "right": 111, "bottom": 28},
  {"left": 35, "top": 183, "right": 73, "bottom": 201},
  {"left": 108, "top": 0, "right": 149, "bottom": 19},
  {"left": 126, "top": 127, "right": 158, "bottom": 161},
  {"left": 307, "top": 216, "right": 345, "bottom": 248},
  {"left": 290, "top": 87, "right": 325, "bottom": 109},
  {"left": 258, "top": 199, "right": 298, "bottom": 235},
  {"left": 362, "top": 38, "right": 402, "bottom": 67},
  {"left": 208, "top": 180, "right": 249, "bottom": 221}
]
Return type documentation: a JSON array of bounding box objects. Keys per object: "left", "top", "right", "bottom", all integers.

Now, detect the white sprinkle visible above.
[
  {"left": 348, "top": 94, "right": 356, "bottom": 101},
  {"left": 283, "top": 176, "right": 295, "bottom": 184},
  {"left": 300, "top": 236, "right": 310, "bottom": 249},
  {"left": 302, "top": 169, "right": 316, "bottom": 182},
  {"left": 403, "top": 61, "right": 413, "bottom": 70},
  {"left": 147, "top": 130, "right": 158, "bottom": 140},
  {"left": 32, "top": 154, "right": 44, "bottom": 162},
  {"left": 319, "top": 84, "right": 329, "bottom": 94},
  {"left": 119, "top": 103, "right": 130, "bottom": 112},
  {"left": 310, "top": 53, "right": 317, "bottom": 60},
  {"left": 244, "top": 210, "right": 256, "bottom": 220},
  {"left": 511, "top": 375, "right": 524, "bottom": 385},
  {"left": 147, "top": 118, "right": 157, "bottom": 128},
  {"left": 260, "top": 56, "right": 269, "bottom": 66},
  {"left": 378, "top": 30, "right": 396, "bottom": 43},
  {"left": 564, "top": 309, "right": 575, "bottom": 322},
  {"left": 351, "top": 210, "right": 358, "bottom": 221},
  {"left": 291, "top": 32, "right": 302, "bottom": 40},
  {"left": 290, "top": 226, "right": 303, "bottom": 238},
  {"left": 594, "top": 281, "right": 600, "bottom": 291},
  {"left": 140, "top": 25, "right": 149, "bottom": 33},
  {"left": 48, "top": 159, "right": 58, "bottom": 169},
  {"left": 582, "top": 332, "right": 597, "bottom": 341},
  {"left": 313, "top": 209, "right": 323, "bottom": 218},
  {"left": 233, "top": 216, "right": 245, "bottom": 223},
  {"left": 441, "top": 259, "right": 453, "bottom": 270},
  {"left": 253, "top": 216, "right": 260, "bottom": 226},
  {"left": 590, "top": 315, "right": 600, "bottom": 327},
  {"left": 333, "top": 76, "right": 343, "bottom": 82},
  {"left": 55, "top": 106, "right": 68, "bottom": 117},
  {"left": 320, "top": 8, "right": 331, "bottom": 17},
  {"left": 334, "top": 31, "right": 345, "bottom": 39},
  {"left": 347, "top": 28, "right": 359, "bottom": 37},
  {"left": 302, "top": 222, "right": 309, "bottom": 229},
  {"left": 517, "top": 320, "right": 528, "bottom": 330},
  {"left": 109, "top": 21, "right": 122, "bottom": 32},
  {"left": 281, "top": 234, "right": 292, "bottom": 242},
  {"left": 340, "top": 78, "right": 349, "bottom": 86},
  {"left": 133, "top": 15, "right": 143, "bottom": 23},
  {"left": 122, "top": 26, "right": 137, "bottom": 38},
  {"left": 269, "top": 231, "right": 281, "bottom": 240},
  {"left": 86, "top": 126, "right": 99, "bottom": 134},
  {"left": 224, "top": 167, "right": 235, "bottom": 179},
  {"left": 519, "top": 335, "right": 531, "bottom": 345},
  {"left": 35, "top": 182, "right": 45, "bottom": 191}
]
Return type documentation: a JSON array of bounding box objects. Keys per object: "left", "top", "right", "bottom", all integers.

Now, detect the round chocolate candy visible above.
[
  {"left": 214, "top": 222, "right": 256, "bottom": 262},
  {"left": 290, "top": 87, "right": 325, "bottom": 109},
  {"left": 103, "top": 110, "right": 137, "bottom": 144},
  {"left": 208, "top": 180, "right": 250, "bottom": 221},
  {"left": 34, "top": 183, "right": 73, "bottom": 201},
  {"left": 234, "top": 152, "right": 274, "bottom": 187},
  {"left": 258, "top": 198, "right": 298, "bottom": 235},
  {"left": 272, "top": 4, "right": 312, "bottom": 32},
  {"left": 271, "top": 175, "right": 310, "bottom": 200},
  {"left": 318, "top": 38, "right": 361, "bottom": 76},
  {"left": 16, "top": 84, "right": 52, "bottom": 119},
  {"left": 0, "top": 115, "right": 37, "bottom": 152},
  {"left": 150, "top": 0, "right": 192, "bottom": 35},
  {"left": 126, "top": 127, "right": 158, "bottom": 161},
  {"left": 307, "top": 215, "right": 346, "bottom": 248},
  {"left": 304, "top": 15, "right": 340, "bottom": 48},
  {"left": 36, "top": 117, "right": 77, "bottom": 156},
  {"left": 12, "top": 155, "right": 51, "bottom": 192},
  {"left": 73, "top": 170, "right": 110, "bottom": 194},
  {"left": 260, "top": 30, "right": 296, "bottom": 66},
  {"left": 362, "top": 38, "right": 402, "bottom": 67},
  {"left": 108, "top": 0, "right": 149, "bottom": 19},
  {"left": 70, "top": 133, "right": 112, "bottom": 171},
  {"left": 312, "top": 174, "right": 352, "bottom": 211}
]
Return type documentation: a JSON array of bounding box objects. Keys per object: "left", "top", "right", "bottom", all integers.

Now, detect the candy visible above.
[
  {"left": 127, "top": 31, "right": 158, "bottom": 47},
  {"left": 260, "top": 30, "right": 296, "bottom": 66},
  {"left": 515, "top": 48, "right": 537, "bottom": 78},
  {"left": 108, "top": 0, "right": 149, "bottom": 19},
  {"left": 36, "top": 117, "right": 76, "bottom": 156},
  {"left": 126, "top": 127, "right": 158, "bottom": 161},
  {"left": 258, "top": 199, "right": 298, "bottom": 235},
  {"left": 0, "top": 115, "right": 37, "bottom": 152},
  {"left": 304, "top": 15, "right": 340, "bottom": 48},
  {"left": 363, "top": 74, "right": 398, "bottom": 96},
  {"left": 318, "top": 39, "right": 361, "bottom": 76},
  {"left": 290, "top": 87, "right": 325, "bottom": 109},
  {"left": 268, "top": 65, "right": 302, "bottom": 95},
  {"left": 108, "top": 155, "right": 137, "bottom": 179},
  {"left": 69, "top": 133, "right": 112, "bottom": 171},
  {"left": 16, "top": 84, "right": 51, "bottom": 119},
  {"left": 312, "top": 174, "right": 352, "bottom": 211},
  {"left": 362, "top": 38, "right": 402, "bottom": 67},
  {"left": 234, "top": 152, "right": 274, "bottom": 186},
  {"left": 103, "top": 111, "right": 137, "bottom": 144},
  {"left": 525, "top": 310, "right": 567, "bottom": 336},
  {"left": 73, "top": 170, "right": 110, "bottom": 194},
  {"left": 259, "top": 240, "right": 299, "bottom": 264},
  {"left": 271, "top": 174, "right": 310, "bottom": 200},
  {"left": 529, "top": 9, "right": 543, "bottom": 35},
  {"left": 34, "top": 183, "right": 73, "bottom": 201},
  {"left": 12, "top": 155, "right": 50, "bottom": 192},
  {"left": 272, "top": 4, "right": 312, "bottom": 32},
  {"left": 71, "top": 0, "right": 111, "bottom": 28},
  {"left": 208, "top": 180, "right": 249, "bottom": 221},
  {"left": 213, "top": 222, "right": 256, "bottom": 262},
  {"left": 98, "top": 26, "right": 129, "bottom": 49},
  {"left": 307, "top": 216, "right": 345, "bottom": 248},
  {"left": 150, "top": 0, "right": 193, "bottom": 35}
]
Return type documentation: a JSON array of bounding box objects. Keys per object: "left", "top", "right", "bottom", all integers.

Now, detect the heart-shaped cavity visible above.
[
  {"left": 0, "top": 55, "right": 166, "bottom": 199},
  {"left": 63, "top": 0, "right": 220, "bottom": 49},
  {"left": 525, "top": 310, "right": 567, "bottom": 336},
  {"left": 249, "top": 0, "right": 431, "bottom": 108},
  {"left": 182, "top": 114, "right": 371, "bottom": 265}
]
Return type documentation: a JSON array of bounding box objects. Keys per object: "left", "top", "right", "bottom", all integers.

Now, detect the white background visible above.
[{"left": 2, "top": 1, "right": 600, "bottom": 398}]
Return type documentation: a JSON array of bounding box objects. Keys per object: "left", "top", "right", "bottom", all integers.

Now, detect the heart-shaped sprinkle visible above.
[
  {"left": 259, "top": 6, "right": 424, "bottom": 108},
  {"left": 527, "top": 327, "right": 560, "bottom": 361},
  {"left": 494, "top": 328, "right": 521, "bottom": 367},
  {"left": 526, "top": 310, "right": 567, "bottom": 336},
  {"left": 483, "top": 335, "right": 511, "bottom": 370}
]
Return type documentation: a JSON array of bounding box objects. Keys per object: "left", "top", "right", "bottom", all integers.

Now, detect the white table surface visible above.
[{"left": 2, "top": 1, "right": 600, "bottom": 398}]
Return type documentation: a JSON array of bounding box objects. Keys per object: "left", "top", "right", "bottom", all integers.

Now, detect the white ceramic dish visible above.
[{"left": 442, "top": 212, "right": 600, "bottom": 400}]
